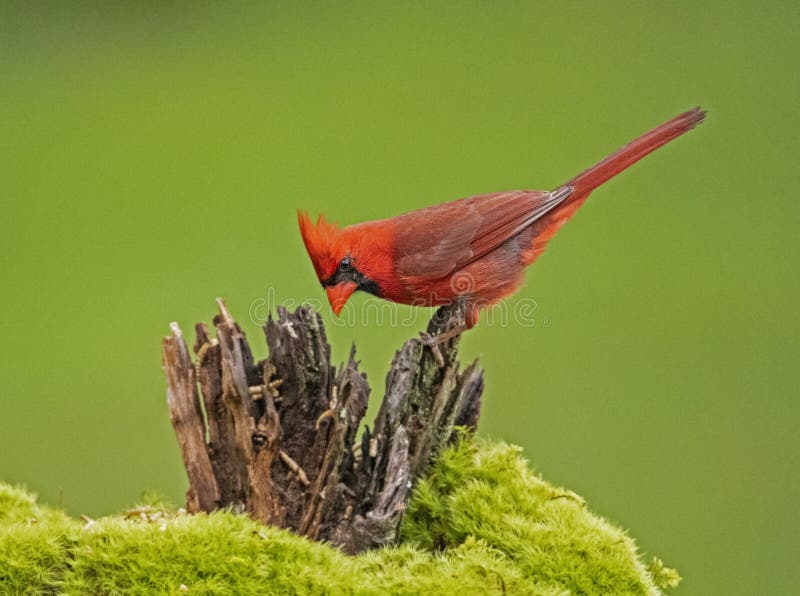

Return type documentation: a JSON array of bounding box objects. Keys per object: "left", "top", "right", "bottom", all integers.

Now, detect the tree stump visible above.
[{"left": 161, "top": 299, "right": 483, "bottom": 554}]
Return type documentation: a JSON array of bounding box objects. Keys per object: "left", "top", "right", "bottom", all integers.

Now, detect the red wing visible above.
[{"left": 394, "top": 187, "right": 572, "bottom": 285}]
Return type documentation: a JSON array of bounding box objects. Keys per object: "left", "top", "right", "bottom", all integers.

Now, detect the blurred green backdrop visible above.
[{"left": 2, "top": 2, "right": 798, "bottom": 594}]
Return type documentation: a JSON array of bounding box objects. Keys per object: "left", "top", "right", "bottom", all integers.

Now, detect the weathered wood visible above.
[
  {"left": 263, "top": 306, "right": 335, "bottom": 529},
  {"left": 162, "top": 299, "right": 483, "bottom": 553},
  {"left": 452, "top": 361, "right": 484, "bottom": 432},
  {"left": 299, "top": 347, "right": 370, "bottom": 540},
  {"left": 162, "top": 323, "right": 219, "bottom": 512},
  {"left": 341, "top": 300, "right": 478, "bottom": 552}
]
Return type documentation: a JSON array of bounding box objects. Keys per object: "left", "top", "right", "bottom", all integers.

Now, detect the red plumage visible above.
[{"left": 299, "top": 108, "right": 705, "bottom": 334}]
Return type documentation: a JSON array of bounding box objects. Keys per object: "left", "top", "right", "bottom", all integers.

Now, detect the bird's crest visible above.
[{"left": 297, "top": 211, "right": 342, "bottom": 281}]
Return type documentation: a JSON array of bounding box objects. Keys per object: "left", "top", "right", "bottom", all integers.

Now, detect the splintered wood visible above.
[{"left": 161, "top": 299, "right": 483, "bottom": 554}]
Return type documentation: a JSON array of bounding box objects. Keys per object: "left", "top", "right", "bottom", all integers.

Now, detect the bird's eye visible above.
[{"left": 340, "top": 256, "right": 352, "bottom": 271}]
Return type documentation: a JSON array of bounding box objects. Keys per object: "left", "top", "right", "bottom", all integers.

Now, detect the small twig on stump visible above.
[{"left": 161, "top": 299, "right": 483, "bottom": 553}]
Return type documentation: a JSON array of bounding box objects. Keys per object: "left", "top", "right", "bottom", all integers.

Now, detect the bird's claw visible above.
[
  {"left": 416, "top": 332, "right": 446, "bottom": 367},
  {"left": 417, "top": 332, "right": 437, "bottom": 346}
]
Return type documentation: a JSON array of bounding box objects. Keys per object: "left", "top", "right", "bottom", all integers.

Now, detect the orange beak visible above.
[{"left": 325, "top": 282, "right": 357, "bottom": 316}]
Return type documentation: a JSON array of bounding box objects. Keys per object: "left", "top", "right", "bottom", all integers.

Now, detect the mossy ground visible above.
[{"left": 0, "top": 439, "right": 679, "bottom": 595}]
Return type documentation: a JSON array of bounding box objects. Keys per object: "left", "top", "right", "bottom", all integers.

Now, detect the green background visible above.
[{"left": 1, "top": 3, "right": 797, "bottom": 594}]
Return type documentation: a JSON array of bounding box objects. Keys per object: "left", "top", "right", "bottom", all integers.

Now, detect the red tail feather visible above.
[
  {"left": 566, "top": 107, "right": 706, "bottom": 197},
  {"left": 523, "top": 108, "right": 706, "bottom": 265}
]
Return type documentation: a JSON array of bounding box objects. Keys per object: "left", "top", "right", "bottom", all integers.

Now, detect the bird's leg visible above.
[
  {"left": 418, "top": 323, "right": 469, "bottom": 346},
  {"left": 417, "top": 334, "right": 445, "bottom": 367},
  {"left": 415, "top": 299, "right": 474, "bottom": 366},
  {"left": 417, "top": 323, "right": 469, "bottom": 367}
]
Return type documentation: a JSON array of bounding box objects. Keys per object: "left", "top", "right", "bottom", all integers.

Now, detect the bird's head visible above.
[{"left": 297, "top": 211, "right": 382, "bottom": 316}]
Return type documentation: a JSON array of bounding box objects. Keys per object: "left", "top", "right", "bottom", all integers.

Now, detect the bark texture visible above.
[{"left": 161, "top": 299, "right": 483, "bottom": 554}]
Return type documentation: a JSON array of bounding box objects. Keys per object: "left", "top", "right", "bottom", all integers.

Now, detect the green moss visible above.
[
  {"left": 0, "top": 440, "right": 678, "bottom": 595},
  {"left": 403, "top": 439, "right": 680, "bottom": 594}
]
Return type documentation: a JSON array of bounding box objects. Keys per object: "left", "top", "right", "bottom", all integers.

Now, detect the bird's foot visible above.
[
  {"left": 416, "top": 332, "right": 437, "bottom": 346},
  {"left": 419, "top": 324, "right": 467, "bottom": 345},
  {"left": 416, "top": 332, "right": 446, "bottom": 367},
  {"left": 416, "top": 321, "right": 468, "bottom": 367}
]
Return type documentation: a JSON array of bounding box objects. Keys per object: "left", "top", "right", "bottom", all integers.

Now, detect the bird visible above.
[{"left": 298, "top": 107, "right": 705, "bottom": 345}]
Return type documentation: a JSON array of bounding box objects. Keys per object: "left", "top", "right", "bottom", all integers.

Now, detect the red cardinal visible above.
[{"left": 299, "top": 108, "right": 705, "bottom": 343}]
